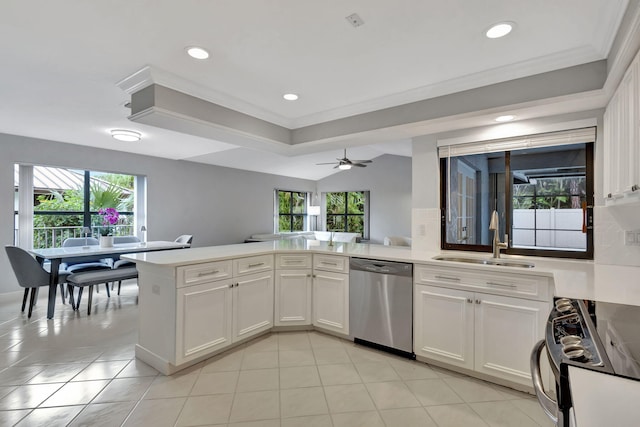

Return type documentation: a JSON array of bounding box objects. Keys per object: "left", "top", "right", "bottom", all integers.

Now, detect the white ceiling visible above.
[{"left": 0, "top": 1, "right": 630, "bottom": 180}]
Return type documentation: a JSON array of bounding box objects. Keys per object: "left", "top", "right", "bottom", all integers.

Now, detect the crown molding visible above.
[
  {"left": 592, "top": 0, "right": 630, "bottom": 57},
  {"left": 603, "top": 0, "right": 640, "bottom": 95}
]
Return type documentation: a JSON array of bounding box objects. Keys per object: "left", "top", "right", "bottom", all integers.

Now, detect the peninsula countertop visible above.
[{"left": 122, "top": 240, "right": 640, "bottom": 306}]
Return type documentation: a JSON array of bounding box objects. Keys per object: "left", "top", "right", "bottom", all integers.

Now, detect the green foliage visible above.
[{"left": 325, "top": 191, "right": 366, "bottom": 234}]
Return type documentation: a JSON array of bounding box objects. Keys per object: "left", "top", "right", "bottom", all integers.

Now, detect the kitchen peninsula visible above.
[{"left": 122, "top": 240, "right": 640, "bottom": 386}]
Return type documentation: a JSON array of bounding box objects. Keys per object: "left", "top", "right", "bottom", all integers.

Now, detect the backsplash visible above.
[
  {"left": 594, "top": 205, "right": 640, "bottom": 267},
  {"left": 412, "top": 208, "right": 441, "bottom": 252}
]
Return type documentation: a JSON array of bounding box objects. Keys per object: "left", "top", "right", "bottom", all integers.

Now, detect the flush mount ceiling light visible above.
[
  {"left": 338, "top": 164, "right": 352, "bottom": 170},
  {"left": 186, "top": 46, "right": 210, "bottom": 60},
  {"left": 283, "top": 93, "right": 299, "bottom": 101},
  {"left": 495, "top": 115, "right": 515, "bottom": 122},
  {"left": 110, "top": 129, "right": 141, "bottom": 142},
  {"left": 485, "top": 22, "right": 514, "bottom": 39}
]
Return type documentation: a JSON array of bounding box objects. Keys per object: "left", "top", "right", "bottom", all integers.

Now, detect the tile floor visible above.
[{"left": 0, "top": 281, "right": 554, "bottom": 426}]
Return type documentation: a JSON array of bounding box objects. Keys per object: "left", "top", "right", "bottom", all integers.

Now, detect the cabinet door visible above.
[
  {"left": 414, "top": 284, "right": 474, "bottom": 369},
  {"left": 275, "top": 269, "right": 312, "bottom": 326},
  {"left": 176, "top": 279, "right": 233, "bottom": 364},
  {"left": 474, "top": 293, "right": 548, "bottom": 386},
  {"left": 233, "top": 271, "right": 274, "bottom": 342},
  {"left": 312, "top": 270, "right": 349, "bottom": 335}
]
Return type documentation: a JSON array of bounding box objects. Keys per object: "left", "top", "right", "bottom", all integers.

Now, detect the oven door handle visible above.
[{"left": 530, "top": 340, "right": 558, "bottom": 424}]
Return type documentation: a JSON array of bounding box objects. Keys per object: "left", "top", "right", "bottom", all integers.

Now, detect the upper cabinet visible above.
[{"left": 604, "top": 50, "right": 640, "bottom": 205}]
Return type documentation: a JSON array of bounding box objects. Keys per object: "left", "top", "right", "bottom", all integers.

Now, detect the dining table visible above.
[{"left": 29, "top": 240, "right": 189, "bottom": 319}]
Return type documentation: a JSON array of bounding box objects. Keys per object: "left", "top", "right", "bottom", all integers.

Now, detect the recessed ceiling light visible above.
[
  {"left": 486, "top": 22, "right": 514, "bottom": 39},
  {"left": 495, "top": 115, "right": 515, "bottom": 122},
  {"left": 186, "top": 46, "right": 210, "bottom": 60},
  {"left": 111, "top": 129, "right": 141, "bottom": 142},
  {"left": 283, "top": 93, "right": 299, "bottom": 101}
]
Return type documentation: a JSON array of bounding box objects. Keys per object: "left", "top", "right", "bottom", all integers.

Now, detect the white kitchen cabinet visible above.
[
  {"left": 313, "top": 254, "right": 349, "bottom": 335},
  {"left": 233, "top": 271, "right": 274, "bottom": 341},
  {"left": 176, "top": 279, "right": 233, "bottom": 365},
  {"left": 414, "top": 264, "right": 551, "bottom": 388},
  {"left": 275, "top": 254, "right": 312, "bottom": 326},
  {"left": 604, "top": 50, "right": 640, "bottom": 204}
]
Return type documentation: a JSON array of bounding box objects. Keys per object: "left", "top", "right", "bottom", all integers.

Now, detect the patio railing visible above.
[{"left": 32, "top": 225, "right": 134, "bottom": 249}]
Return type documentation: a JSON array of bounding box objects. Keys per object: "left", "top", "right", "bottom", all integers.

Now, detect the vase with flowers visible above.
[{"left": 98, "top": 207, "right": 119, "bottom": 247}]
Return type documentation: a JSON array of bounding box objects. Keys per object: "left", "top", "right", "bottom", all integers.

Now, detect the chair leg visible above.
[
  {"left": 105, "top": 283, "right": 111, "bottom": 298},
  {"left": 59, "top": 283, "right": 66, "bottom": 304},
  {"left": 21, "top": 289, "right": 29, "bottom": 312},
  {"left": 27, "top": 288, "right": 37, "bottom": 318},
  {"left": 77, "top": 287, "right": 84, "bottom": 310},
  {"left": 67, "top": 285, "right": 76, "bottom": 310},
  {"left": 87, "top": 285, "right": 94, "bottom": 315},
  {"left": 117, "top": 280, "right": 122, "bottom": 295}
]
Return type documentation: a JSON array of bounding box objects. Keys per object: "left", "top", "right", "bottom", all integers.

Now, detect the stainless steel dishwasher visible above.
[{"left": 349, "top": 258, "right": 414, "bottom": 358}]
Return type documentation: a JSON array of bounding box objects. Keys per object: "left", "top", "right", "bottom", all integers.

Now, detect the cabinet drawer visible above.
[
  {"left": 178, "top": 261, "right": 233, "bottom": 288},
  {"left": 313, "top": 254, "right": 349, "bottom": 273},
  {"left": 234, "top": 254, "right": 274, "bottom": 276},
  {"left": 276, "top": 253, "right": 312, "bottom": 269},
  {"left": 414, "top": 264, "right": 550, "bottom": 301}
]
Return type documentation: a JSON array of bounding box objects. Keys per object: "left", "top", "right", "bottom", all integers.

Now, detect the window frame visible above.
[
  {"left": 274, "top": 189, "right": 309, "bottom": 233},
  {"left": 323, "top": 190, "right": 370, "bottom": 240},
  {"left": 439, "top": 142, "right": 594, "bottom": 259}
]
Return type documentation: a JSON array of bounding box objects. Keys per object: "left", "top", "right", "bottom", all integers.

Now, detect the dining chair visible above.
[
  {"left": 5, "top": 245, "right": 70, "bottom": 318},
  {"left": 111, "top": 236, "right": 141, "bottom": 295},
  {"left": 61, "top": 237, "right": 112, "bottom": 296},
  {"left": 175, "top": 235, "right": 193, "bottom": 245}
]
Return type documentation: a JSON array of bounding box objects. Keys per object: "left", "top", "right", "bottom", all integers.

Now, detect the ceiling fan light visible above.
[
  {"left": 283, "top": 93, "right": 299, "bottom": 101},
  {"left": 338, "top": 164, "right": 352, "bottom": 170},
  {"left": 110, "top": 129, "right": 141, "bottom": 142}
]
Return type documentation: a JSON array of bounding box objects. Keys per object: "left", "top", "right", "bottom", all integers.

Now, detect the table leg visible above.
[{"left": 47, "top": 259, "right": 61, "bottom": 320}]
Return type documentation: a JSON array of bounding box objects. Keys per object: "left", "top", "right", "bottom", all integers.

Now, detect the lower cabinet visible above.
[
  {"left": 312, "top": 269, "right": 349, "bottom": 335},
  {"left": 233, "top": 271, "right": 274, "bottom": 341},
  {"left": 274, "top": 269, "right": 312, "bottom": 326},
  {"left": 415, "top": 283, "right": 548, "bottom": 387}
]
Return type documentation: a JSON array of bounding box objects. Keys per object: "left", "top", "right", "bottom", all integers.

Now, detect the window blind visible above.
[{"left": 437, "top": 127, "right": 596, "bottom": 158}]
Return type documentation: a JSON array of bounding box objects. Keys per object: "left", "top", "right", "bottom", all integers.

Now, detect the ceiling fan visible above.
[{"left": 316, "top": 149, "right": 372, "bottom": 170}]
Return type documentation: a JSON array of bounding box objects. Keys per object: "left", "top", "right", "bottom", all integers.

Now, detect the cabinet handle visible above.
[
  {"left": 248, "top": 262, "right": 265, "bottom": 268},
  {"left": 307, "top": 274, "right": 311, "bottom": 278},
  {"left": 435, "top": 275, "right": 461, "bottom": 282},
  {"left": 475, "top": 299, "right": 481, "bottom": 304},
  {"left": 632, "top": 184, "right": 639, "bottom": 192},
  {"left": 198, "top": 270, "right": 219, "bottom": 277},
  {"left": 228, "top": 283, "right": 233, "bottom": 288},
  {"left": 486, "top": 281, "right": 517, "bottom": 288},
  {"left": 466, "top": 298, "right": 472, "bottom": 303},
  {"left": 321, "top": 261, "right": 338, "bottom": 266}
]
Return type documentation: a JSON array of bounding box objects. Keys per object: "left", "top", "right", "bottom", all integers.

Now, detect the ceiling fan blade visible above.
[
  {"left": 316, "top": 162, "right": 339, "bottom": 165},
  {"left": 350, "top": 159, "right": 372, "bottom": 163},
  {"left": 352, "top": 163, "right": 367, "bottom": 167}
]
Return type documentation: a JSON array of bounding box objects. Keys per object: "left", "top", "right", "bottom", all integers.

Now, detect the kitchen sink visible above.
[{"left": 432, "top": 255, "right": 535, "bottom": 268}]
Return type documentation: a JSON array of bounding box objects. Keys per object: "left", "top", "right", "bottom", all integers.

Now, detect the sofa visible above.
[{"left": 246, "top": 231, "right": 360, "bottom": 243}]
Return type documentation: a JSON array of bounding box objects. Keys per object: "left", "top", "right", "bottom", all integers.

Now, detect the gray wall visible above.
[
  {"left": 317, "top": 154, "right": 412, "bottom": 244},
  {"left": 1, "top": 133, "right": 315, "bottom": 294}
]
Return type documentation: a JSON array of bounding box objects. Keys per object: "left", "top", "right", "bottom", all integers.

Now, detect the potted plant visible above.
[{"left": 98, "top": 207, "right": 119, "bottom": 247}]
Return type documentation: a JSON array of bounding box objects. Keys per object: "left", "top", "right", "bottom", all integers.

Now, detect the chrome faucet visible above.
[{"left": 489, "top": 210, "right": 508, "bottom": 258}]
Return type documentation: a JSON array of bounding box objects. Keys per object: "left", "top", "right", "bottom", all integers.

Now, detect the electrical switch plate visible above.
[{"left": 625, "top": 230, "right": 638, "bottom": 246}]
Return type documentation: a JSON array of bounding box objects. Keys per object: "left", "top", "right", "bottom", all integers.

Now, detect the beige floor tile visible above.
[
  {"left": 122, "top": 397, "right": 186, "bottom": 427},
  {"left": 202, "top": 349, "right": 244, "bottom": 373},
  {"left": 280, "top": 365, "right": 321, "bottom": 389},
  {"left": 116, "top": 359, "right": 160, "bottom": 378},
  {"left": 470, "top": 400, "right": 541, "bottom": 427},
  {"left": 229, "top": 390, "right": 280, "bottom": 423},
  {"left": 365, "top": 381, "right": 421, "bottom": 410},
  {"left": 0, "top": 385, "right": 17, "bottom": 400},
  {"left": 278, "top": 332, "right": 311, "bottom": 350},
  {"left": 96, "top": 344, "right": 135, "bottom": 361},
  {"left": 324, "top": 383, "right": 376, "bottom": 413},
  {"left": 346, "top": 346, "right": 391, "bottom": 364},
  {"left": 143, "top": 369, "right": 200, "bottom": 399},
  {"left": 331, "top": 410, "right": 385, "bottom": 427},
  {"left": 236, "top": 368, "right": 279, "bottom": 392},
  {"left": 14, "top": 405, "right": 84, "bottom": 427},
  {"left": 426, "top": 403, "right": 490, "bottom": 427},
  {"left": 443, "top": 376, "right": 507, "bottom": 402},
  {"left": 312, "top": 347, "right": 351, "bottom": 365},
  {"left": 279, "top": 349, "right": 316, "bottom": 367},
  {"left": 355, "top": 362, "right": 400, "bottom": 382},
  {"left": 510, "top": 398, "right": 556, "bottom": 427},
  {"left": 317, "top": 364, "right": 361, "bottom": 386},
  {"left": 0, "top": 409, "right": 30, "bottom": 426},
  {"left": 389, "top": 358, "right": 440, "bottom": 380},
  {"left": 379, "top": 407, "right": 438, "bottom": 427},
  {"left": 241, "top": 351, "right": 279, "bottom": 370},
  {"left": 406, "top": 378, "right": 464, "bottom": 406},
  {"left": 0, "top": 383, "right": 62, "bottom": 410},
  {"left": 68, "top": 401, "right": 136, "bottom": 427},
  {"left": 175, "top": 394, "right": 234, "bottom": 426},
  {"left": 27, "top": 363, "right": 88, "bottom": 384},
  {"left": 244, "top": 334, "right": 278, "bottom": 352},
  {"left": 72, "top": 360, "right": 129, "bottom": 381},
  {"left": 93, "top": 377, "right": 155, "bottom": 403},
  {"left": 40, "top": 379, "right": 109, "bottom": 406},
  {"left": 191, "top": 371, "right": 239, "bottom": 395},
  {"left": 281, "top": 414, "right": 333, "bottom": 427},
  {"left": 280, "top": 386, "right": 328, "bottom": 418},
  {"left": 229, "top": 419, "right": 281, "bottom": 427},
  {"left": 308, "top": 332, "right": 347, "bottom": 349},
  {"left": 0, "top": 366, "right": 45, "bottom": 385}
]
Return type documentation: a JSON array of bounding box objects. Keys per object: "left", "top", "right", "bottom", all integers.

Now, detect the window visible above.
[
  {"left": 439, "top": 128, "right": 594, "bottom": 259},
  {"left": 14, "top": 165, "right": 142, "bottom": 248},
  {"left": 325, "top": 191, "right": 369, "bottom": 239},
  {"left": 276, "top": 190, "right": 308, "bottom": 232}
]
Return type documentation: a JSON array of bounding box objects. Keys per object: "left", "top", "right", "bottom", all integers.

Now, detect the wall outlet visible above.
[{"left": 625, "top": 230, "right": 640, "bottom": 246}]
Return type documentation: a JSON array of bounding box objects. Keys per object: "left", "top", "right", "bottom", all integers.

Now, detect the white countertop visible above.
[{"left": 122, "top": 240, "right": 640, "bottom": 306}]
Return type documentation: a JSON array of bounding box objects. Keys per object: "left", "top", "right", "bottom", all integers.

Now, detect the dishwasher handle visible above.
[{"left": 350, "top": 258, "right": 413, "bottom": 277}]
